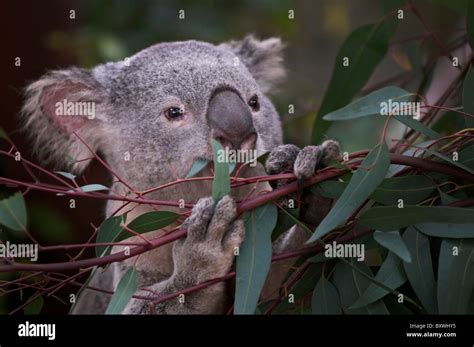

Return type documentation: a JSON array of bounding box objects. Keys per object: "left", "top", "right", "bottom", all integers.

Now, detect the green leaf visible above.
[
  {"left": 311, "top": 180, "right": 347, "bottom": 199},
  {"left": 351, "top": 252, "right": 407, "bottom": 308},
  {"left": 416, "top": 223, "right": 474, "bottom": 238},
  {"left": 359, "top": 206, "right": 474, "bottom": 231},
  {"left": 323, "top": 87, "right": 412, "bottom": 120},
  {"left": 420, "top": 146, "right": 474, "bottom": 175},
  {"left": 0, "top": 192, "right": 27, "bottom": 231},
  {"left": 370, "top": 175, "right": 435, "bottom": 205},
  {"left": 332, "top": 259, "right": 389, "bottom": 314},
  {"left": 312, "top": 8, "right": 401, "bottom": 144},
  {"left": 313, "top": 175, "right": 435, "bottom": 205},
  {"left": 388, "top": 140, "right": 435, "bottom": 176},
  {"left": 311, "top": 274, "right": 342, "bottom": 314},
  {"left": 55, "top": 171, "right": 76, "bottom": 180},
  {"left": 95, "top": 215, "right": 125, "bottom": 257},
  {"left": 78, "top": 184, "right": 109, "bottom": 193},
  {"left": 323, "top": 86, "right": 440, "bottom": 139},
  {"left": 211, "top": 139, "right": 230, "bottom": 201},
  {"left": 273, "top": 262, "right": 323, "bottom": 314},
  {"left": 105, "top": 268, "right": 138, "bottom": 314},
  {"left": 437, "top": 238, "right": 474, "bottom": 313},
  {"left": 96, "top": 211, "right": 178, "bottom": 258},
  {"left": 374, "top": 230, "right": 412, "bottom": 262},
  {"left": 459, "top": 144, "right": 474, "bottom": 170},
  {"left": 24, "top": 296, "right": 44, "bottom": 315},
  {"left": 185, "top": 158, "right": 208, "bottom": 178},
  {"left": 393, "top": 115, "right": 441, "bottom": 140},
  {"left": 127, "top": 211, "right": 179, "bottom": 234},
  {"left": 402, "top": 227, "right": 437, "bottom": 313},
  {"left": 309, "top": 143, "right": 389, "bottom": 242},
  {"left": 234, "top": 203, "right": 277, "bottom": 314},
  {"left": 462, "top": 65, "right": 474, "bottom": 128},
  {"left": 60, "top": 184, "right": 110, "bottom": 195},
  {"left": 271, "top": 208, "right": 299, "bottom": 241}
]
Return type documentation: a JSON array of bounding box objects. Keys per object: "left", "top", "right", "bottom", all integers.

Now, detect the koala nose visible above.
[{"left": 207, "top": 89, "right": 257, "bottom": 150}]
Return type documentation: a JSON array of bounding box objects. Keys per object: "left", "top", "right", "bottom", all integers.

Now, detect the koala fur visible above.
[{"left": 21, "top": 35, "right": 339, "bottom": 314}]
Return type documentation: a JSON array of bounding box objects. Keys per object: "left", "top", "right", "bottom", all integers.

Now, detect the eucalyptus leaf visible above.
[
  {"left": 105, "top": 268, "right": 138, "bottom": 314},
  {"left": 370, "top": 175, "right": 435, "bottom": 205},
  {"left": 374, "top": 230, "right": 412, "bottom": 262},
  {"left": 359, "top": 206, "right": 474, "bottom": 231},
  {"left": 185, "top": 158, "right": 208, "bottom": 178},
  {"left": 273, "top": 262, "right": 323, "bottom": 314},
  {"left": 211, "top": 139, "right": 230, "bottom": 201},
  {"left": 234, "top": 203, "right": 277, "bottom": 314},
  {"left": 351, "top": 252, "right": 407, "bottom": 308},
  {"left": 271, "top": 208, "right": 299, "bottom": 241},
  {"left": 323, "top": 86, "right": 440, "bottom": 139},
  {"left": 127, "top": 211, "right": 179, "bottom": 234},
  {"left": 323, "top": 86, "right": 412, "bottom": 120},
  {"left": 402, "top": 227, "right": 437, "bottom": 313},
  {"left": 312, "top": 18, "right": 397, "bottom": 144},
  {"left": 96, "top": 211, "right": 178, "bottom": 258},
  {"left": 55, "top": 171, "right": 77, "bottom": 180},
  {"left": 437, "top": 238, "right": 474, "bottom": 314},
  {"left": 419, "top": 146, "right": 474, "bottom": 175},
  {"left": 0, "top": 192, "right": 27, "bottom": 232},
  {"left": 332, "top": 259, "right": 389, "bottom": 314},
  {"left": 311, "top": 275, "right": 342, "bottom": 314},
  {"left": 416, "top": 223, "right": 474, "bottom": 238},
  {"left": 459, "top": 144, "right": 474, "bottom": 170},
  {"left": 96, "top": 215, "right": 125, "bottom": 258},
  {"left": 313, "top": 175, "right": 435, "bottom": 205},
  {"left": 309, "top": 143, "right": 389, "bottom": 242}
]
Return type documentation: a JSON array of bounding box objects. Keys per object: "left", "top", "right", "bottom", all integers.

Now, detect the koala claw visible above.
[
  {"left": 265, "top": 144, "right": 300, "bottom": 175},
  {"left": 320, "top": 140, "right": 341, "bottom": 167},
  {"left": 174, "top": 195, "right": 244, "bottom": 283},
  {"left": 265, "top": 140, "right": 340, "bottom": 181}
]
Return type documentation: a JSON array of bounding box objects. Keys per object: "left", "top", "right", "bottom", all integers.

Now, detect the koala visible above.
[{"left": 20, "top": 35, "right": 340, "bottom": 314}]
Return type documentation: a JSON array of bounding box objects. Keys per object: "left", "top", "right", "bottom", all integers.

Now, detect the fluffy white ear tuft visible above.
[{"left": 220, "top": 35, "right": 286, "bottom": 93}]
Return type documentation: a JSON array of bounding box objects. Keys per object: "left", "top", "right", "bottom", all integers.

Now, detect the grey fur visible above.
[
  {"left": 125, "top": 195, "right": 244, "bottom": 314},
  {"left": 266, "top": 140, "right": 341, "bottom": 180},
  {"left": 21, "top": 35, "right": 337, "bottom": 315}
]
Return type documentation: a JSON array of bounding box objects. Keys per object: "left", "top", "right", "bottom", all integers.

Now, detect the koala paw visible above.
[
  {"left": 173, "top": 195, "right": 245, "bottom": 284},
  {"left": 266, "top": 140, "right": 340, "bottom": 181}
]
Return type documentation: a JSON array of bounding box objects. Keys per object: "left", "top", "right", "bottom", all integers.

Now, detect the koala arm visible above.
[
  {"left": 260, "top": 140, "right": 340, "bottom": 300},
  {"left": 124, "top": 196, "right": 245, "bottom": 314}
]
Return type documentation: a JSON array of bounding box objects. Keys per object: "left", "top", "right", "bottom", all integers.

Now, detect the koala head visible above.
[{"left": 21, "top": 36, "right": 285, "bottom": 190}]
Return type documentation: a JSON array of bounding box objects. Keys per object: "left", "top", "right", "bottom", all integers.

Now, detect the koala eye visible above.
[
  {"left": 165, "top": 106, "right": 184, "bottom": 120},
  {"left": 248, "top": 95, "right": 260, "bottom": 112}
]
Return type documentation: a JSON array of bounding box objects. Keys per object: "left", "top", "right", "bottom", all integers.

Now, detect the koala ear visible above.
[
  {"left": 220, "top": 35, "right": 286, "bottom": 93},
  {"left": 21, "top": 67, "right": 110, "bottom": 174}
]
